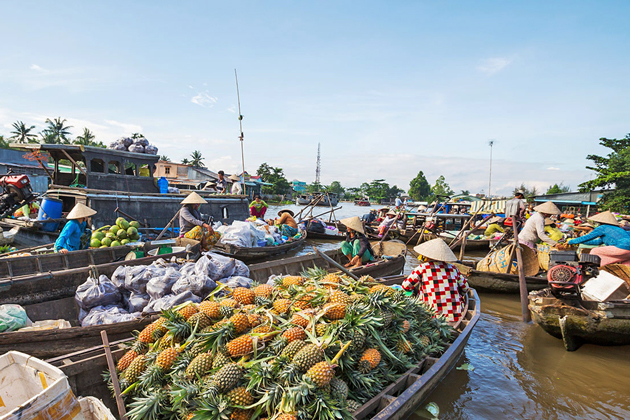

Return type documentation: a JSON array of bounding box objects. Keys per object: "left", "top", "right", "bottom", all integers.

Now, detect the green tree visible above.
[
  {"left": 461, "top": 190, "right": 471, "bottom": 195},
  {"left": 364, "top": 179, "right": 390, "bottom": 202},
  {"left": 328, "top": 181, "right": 344, "bottom": 196},
  {"left": 257, "top": 163, "right": 290, "bottom": 194},
  {"left": 42, "top": 117, "right": 73, "bottom": 144},
  {"left": 512, "top": 183, "right": 539, "bottom": 199},
  {"left": 409, "top": 171, "right": 431, "bottom": 201},
  {"left": 306, "top": 182, "right": 323, "bottom": 193},
  {"left": 9, "top": 121, "right": 37, "bottom": 143},
  {"left": 546, "top": 182, "right": 571, "bottom": 195},
  {"left": 131, "top": 133, "right": 145, "bottom": 139},
  {"left": 73, "top": 128, "right": 104, "bottom": 147},
  {"left": 181, "top": 158, "right": 190, "bottom": 165},
  {"left": 431, "top": 175, "right": 454, "bottom": 197},
  {"left": 160, "top": 155, "right": 171, "bottom": 162},
  {"left": 256, "top": 162, "right": 273, "bottom": 181},
  {"left": 345, "top": 187, "right": 361, "bottom": 200},
  {"left": 579, "top": 134, "right": 630, "bottom": 212},
  {"left": 0, "top": 135, "right": 11, "bottom": 149},
  {"left": 189, "top": 150, "right": 205, "bottom": 168}
]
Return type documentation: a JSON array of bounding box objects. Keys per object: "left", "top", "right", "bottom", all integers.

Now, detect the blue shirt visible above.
[
  {"left": 568, "top": 224, "right": 630, "bottom": 250},
  {"left": 55, "top": 220, "right": 86, "bottom": 252}
]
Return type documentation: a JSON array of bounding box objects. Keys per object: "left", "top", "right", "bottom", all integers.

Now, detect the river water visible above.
[{"left": 268, "top": 203, "right": 630, "bottom": 419}]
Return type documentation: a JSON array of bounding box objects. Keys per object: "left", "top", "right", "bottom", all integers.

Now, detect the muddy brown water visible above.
[{"left": 270, "top": 204, "right": 630, "bottom": 419}]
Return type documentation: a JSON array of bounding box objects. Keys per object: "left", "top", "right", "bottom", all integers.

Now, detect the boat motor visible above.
[
  {"left": 547, "top": 250, "right": 600, "bottom": 297},
  {"left": 0, "top": 172, "right": 35, "bottom": 218}
]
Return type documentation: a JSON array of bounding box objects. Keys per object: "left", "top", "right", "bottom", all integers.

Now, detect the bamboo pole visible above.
[
  {"left": 512, "top": 221, "right": 531, "bottom": 322},
  {"left": 101, "top": 331, "right": 128, "bottom": 420}
]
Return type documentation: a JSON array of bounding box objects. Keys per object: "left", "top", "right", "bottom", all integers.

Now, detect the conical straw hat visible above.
[
  {"left": 413, "top": 238, "right": 458, "bottom": 262},
  {"left": 588, "top": 210, "right": 619, "bottom": 226},
  {"left": 229, "top": 174, "right": 241, "bottom": 181},
  {"left": 181, "top": 192, "right": 207, "bottom": 205},
  {"left": 533, "top": 201, "right": 561, "bottom": 215},
  {"left": 66, "top": 203, "right": 97, "bottom": 220},
  {"left": 340, "top": 216, "right": 365, "bottom": 234}
]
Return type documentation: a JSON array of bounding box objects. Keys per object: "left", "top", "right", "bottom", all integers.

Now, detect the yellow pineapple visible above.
[
  {"left": 253, "top": 284, "right": 274, "bottom": 298},
  {"left": 117, "top": 349, "right": 139, "bottom": 372},
  {"left": 199, "top": 301, "right": 222, "bottom": 319},
  {"left": 229, "top": 313, "right": 251, "bottom": 334},
  {"left": 290, "top": 312, "right": 310, "bottom": 328},
  {"left": 226, "top": 334, "right": 254, "bottom": 357},
  {"left": 273, "top": 298, "right": 292, "bottom": 314},
  {"left": 178, "top": 303, "right": 198, "bottom": 320},
  {"left": 322, "top": 273, "right": 342, "bottom": 289},
  {"left": 305, "top": 361, "right": 335, "bottom": 387},
  {"left": 282, "top": 276, "right": 304, "bottom": 287},
  {"left": 358, "top": 348, "right": 381, "bottom": 372},
  {"left": 401, "top": 320, "right": 410, "bottom": 334},
  {"left": 233, "top": 287, "right": 255, "bottom": 305},
  {"left": 281, "top": 326, "right": 306, "bottom": 343},
  {"left": 329, "top": 289, "right": 351, "bottom": 306},
  {"left": 323, "top": 302, "right": 346, "bottom": 320}
]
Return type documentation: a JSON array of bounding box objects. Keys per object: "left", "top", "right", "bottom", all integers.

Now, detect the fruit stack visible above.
[
  {"left": 91, "top": 217, "right": 141, "bottom": 248},
  {"left": 109, "top": 268, "right": 455, "bottom": 420}
]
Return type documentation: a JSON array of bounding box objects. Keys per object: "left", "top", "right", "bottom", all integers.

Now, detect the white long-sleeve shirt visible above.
[
  {"left": 518, "top": 212, "right": 557, "bottom": 246},
  {"left": 231, "top": 182, "right": 242, "bottom": 195}
]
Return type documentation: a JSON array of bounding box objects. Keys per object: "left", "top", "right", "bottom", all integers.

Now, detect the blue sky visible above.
[{"left": 1, "top": 1, "right": 629, "bottom": 196}]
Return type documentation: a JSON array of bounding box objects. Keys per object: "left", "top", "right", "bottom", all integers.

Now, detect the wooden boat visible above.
[
  {"left": 356, "top": 199, "right": 371, "bottom": 206},
  {"left": 458, "top": 266, "right": 548, "bottom": 293},
  {"left": 0, "top": 220, "right": 59, "bottom": 247},
  {"left": 304, "top": 229, "right": 345, "bottom": 240},
  {"left": 247, "top": 240, "right": 408, "bottom": 282},
  {"left": 529, "top": 288, "right": 630, "bottom": 351},
  {"left": 295, "top": 194, "right": 311, "bottom": 205},
  {"left": 212, "top": 229, "right": 308, "bottom": 262},
  {"left": 438, "top": 230, "right": 491, "bottom": 251},
  {"left": 45, "top": 279, "right": 480, "bottom": 419}
]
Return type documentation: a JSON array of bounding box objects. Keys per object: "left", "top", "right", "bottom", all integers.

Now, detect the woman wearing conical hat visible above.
[
  {"left": 339, "top": 216, "right": 375, "bottom": 268},
  {"left": 563, "top": 211, "right": 630, "bottom": 266},
  {"left": 518, "top": 201, "right": 562, "bottom": 250},
  {"left": 179, "top": 192, "right": 220, "bottom": 249},
  {"left": 402, "top": 238, "right": 470, "bottom": 323},
  {"left": 55, "top": 203, "right": 97, "bottom": 254}
]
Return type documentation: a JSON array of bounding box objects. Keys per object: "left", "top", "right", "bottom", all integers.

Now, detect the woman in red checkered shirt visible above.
[{"left": 402, "top": 239, "right": 470, "bottom": 323}]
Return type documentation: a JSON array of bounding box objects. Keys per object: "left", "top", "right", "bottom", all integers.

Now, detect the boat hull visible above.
[
  {"left": 464, "top": 268, "right": 547, "bottom": 293},
  {"left": 529, "top": 289, "right": 630, "bottom": 350},
  {"left": 213, "top": 233, "right": 307, "bottom": 262}
]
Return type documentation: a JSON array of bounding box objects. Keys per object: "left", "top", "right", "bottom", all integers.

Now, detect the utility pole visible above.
[
  {"left": 234, "top": 70, "right": 246, "bottom": 194},
  {"left": 488, "top": 140, "right": 495, "bottom": 198},
  {"left": 315, "top": 142, "right": 321, "bottom": 187}
]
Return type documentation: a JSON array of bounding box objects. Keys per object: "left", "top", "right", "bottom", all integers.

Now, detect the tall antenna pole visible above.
[
  {"left": 488, "top": 140, "right": 495, "bottom": 198},
  {"left": 315, "top": 142, "right": 321, "bottom": 186},
  {"left": 235, "top": 69, "right": 246, "bottom": 192}
]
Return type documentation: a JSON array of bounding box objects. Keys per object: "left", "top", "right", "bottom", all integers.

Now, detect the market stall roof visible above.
[{"left": 10, "top": 143, "right": 159, "bottom": 164}]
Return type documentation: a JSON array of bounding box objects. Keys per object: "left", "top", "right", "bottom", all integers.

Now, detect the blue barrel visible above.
[
  {"left": 37, "top": 197, "right": 63, "bottom": 232},
  {"left": 157, "top": 177, "right": 169, "bottom": 194}
]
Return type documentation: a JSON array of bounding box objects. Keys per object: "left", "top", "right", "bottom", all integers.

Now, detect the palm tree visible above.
[
  {"left": 160, "top": 155, "right": 171, "bottom": 162},
  {"left": 181, "top": 158, "right": 190, "bottom": 165},
  {"left": 74, "top": 128, "right": 96, "bottom": 146},
  {"left": 42, "top": 117, "right": 73, "bottom": 144},
  {"left": 9, "top": 121, "right": 38, "bottom": 143},
  {"left": 189, "top": 150, "right": 205, "bottom": 168},
  {"left": 131, "top": 133, "right": 145, "bottom": 139}
]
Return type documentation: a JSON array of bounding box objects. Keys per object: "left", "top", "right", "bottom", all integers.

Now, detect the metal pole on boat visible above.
[
  {"left": 512, "top": 222, "right": 531, "bottom": 322},
  {"left": 235, "top": 69, "right": 246, "bottom": 194}
]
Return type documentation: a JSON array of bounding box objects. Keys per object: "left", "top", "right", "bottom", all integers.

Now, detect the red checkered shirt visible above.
[{"left": 402, "top": 261, "right": 470, "bottom": 323}]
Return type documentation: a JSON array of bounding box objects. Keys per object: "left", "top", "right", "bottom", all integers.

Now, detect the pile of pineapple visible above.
[{"left": 110, "top": 267, "right": 455, "bottom": 420}]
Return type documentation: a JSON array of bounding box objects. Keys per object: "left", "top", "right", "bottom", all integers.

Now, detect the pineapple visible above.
[
  {"left": 282, "top": 276, "right": 304, "bottom": 287},
  {"left": 254, "top": 283, "right": 274, "bottom": 298},
  {"left": 280, "top": 340, "right": 306, "bottom": 359},
  {"left": 273, "top": 298, "right": 292, "bottom": 315},
  {"left": 347, "top": 400, "right": 361, "bottom": 413},
  {"left": 208, "top": 363, "right": 242, "bottom": 393},
  {"left": 189, "top": 341, "right": 209, "bottom": 358},
  {"left": 330, "top": 377, "right": 349, "bottom": 400},
  {"left": 315, "top": 323, "right": 328, "bottom": 337},
  {"left": 117, "top": 349, "right": 139, "bottom": 372},
  {"left": 401, "top": 320, "right": 411, "bottom": 334},
  {"left": 323, "top": 302, "right": 346, "bottom": 320},
  {"left": 230, "top": 409, "right": 252, "bottom": 420},
  {"left": 322, "top": 273, "right": 342, "bottom": 289},
  {"left": 138, "top": 322, "right": 158, "bottom": 344},
  {"left": 178, "top": 303, "right": 198, "bottom": 320},
  {"left": 328, "top": 289, "right": 351, "bottom": 306},
  {"left": 220, "top": 298, "right": 239, "bottom": 317},
  {"left": 281, "top": 327, "right": 306, "bottom": 343},
  {"left": 305, "top": 361, "right": 335, "bottom": 388},
  {"left": 247, "top": 313, "right": 264, "bottom": 328},
  {"left": 397, "top": 339, "right": 411, "bottom": 354},
  {"left": 419, "top": 335, "right": 431, "bottom": 347},
  {"left": 226, "top": 386, "right": 254, "bottom": 406},
  {"left": 156, "top": 347, "right": 179, "bottom": 371},
  {"left": 199, "top": 301, "right": 222, "bottom": 319},
  {"left": 251, "top": 323, "right": 272, "bottom": 334},
  {"left": 226, "top": 334, "right": 254, "bottom": 357},
  {"left": 187, "top": 312, "right": 212, "bottom": 330},
  {"left": 293, "top": 298, "right": 311, "bottom": 310},
  {"left": 276, "top": 415, "right": 297, "bottom": 420},
  {"left": 233, "top": 287, "right": 255, "bottom": 305},
  {"left": 292, "top": 344, "right": 324, "bottom": 371},
  {"left": 358, "top": 348, "right": 381, "bottom": 373},
  {"left": 290, "top": 313, "right": 309, "bottom": 328},
  {"left": 229, "top": 313, "right": 251, "bottom": 334},
  {"left": 212, "top": 352, "right": 232, "bottom": 369},
  {"left": 186, "top": 352, "right": 214, "bottom": 378},
  {"left": 123, "top": 355, "right": 146, "bottom": 383}
]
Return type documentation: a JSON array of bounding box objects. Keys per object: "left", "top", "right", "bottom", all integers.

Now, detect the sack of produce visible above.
[
  {"left": 172, "top": 274, "right": 217, "bottom": 297},
  {"left": 125, "top": 265, "right": 166, "bottom": 294},
  {"left": 81, "top": 305, "right": 140, "bottom": 327},
  {"left": 121, "top": 137, "right": 134, "bottom": 148},
  {"left": 111, "top": 265, "right": 127, "bottom": 289},
  {"left": 75, "top": 275, "right": 122, "bottom": 311},
  {"left": 0, "top": 304, "right": 29, "bottom": 332},
  {"left": 126, "top": 292, "right": 150, "bottom": 313},
  {"left": 145, "top": 144, "right": 158, "bottom": 155},
  {"left": 233, "top": 259, "right": 250, "bottom": 277},
  {"left": 219, "top": 221, "right": 253, "bottom": 247},
  {"left": 179, "top": 262, "right": 196, "bottom": 277},
  {"left": 133, "top": 137, "right": 149, "bottom": 147},
  {"left": 146, "top": 267, "right": 181, "bottom": 300},
  {"left": 195, "top": 253, "right": 236, "bottom": 280},
  {"left": 128, "top": 143, "right": 145, "bottom": 154},
  {"left": 221, "top": 275, "right": 253, "bottom": 289},
  {"left": 142, "top": 292, "right": 201, "bottom": 315}
]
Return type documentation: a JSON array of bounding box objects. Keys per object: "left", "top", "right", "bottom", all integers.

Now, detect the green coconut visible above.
[
  {"left": 129, "top": 221, "right": 140, "bottom": 229},
  {"left": 111, "top": 240, "right": 122, "bottom": 247},
  {"left": 106, "top": 232, "right": 116, "bottom": 240},
  {"left": 100, "top": 245, "right": 109, "bottom": 248},
  {"left": 109, "top": 225, "right": 119, "bottom": 235},
  {"left": 117, "top": 218, "right": 130, "bottom": 230},
  {"left": 91, "top": 231, "right": 105, "bottom": 241},
  {"left": 127, "top": 227, "right": 138, "bottom": 238},
  {"left": 101, "top": 237, "right": 112, "bottom": 247},
  {"left": 121, "top": 239, "right": 130, "bottom": 245},
  {"left": 90, "top": 239, "right": 101, "bottom": 248},
  {"left": 117, "top": 229, "right": 128, "bottom": 240}
]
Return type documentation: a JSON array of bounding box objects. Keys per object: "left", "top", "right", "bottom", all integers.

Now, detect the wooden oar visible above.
[
  {"left": 313, "top": 247, "right": 360, "bottom": 280},
  {"left": 156, "top": 210, "right": 180, "bottom": 240}
]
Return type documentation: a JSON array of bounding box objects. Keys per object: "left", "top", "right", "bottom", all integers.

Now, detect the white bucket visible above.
[{"left": 79, "top": 397, "right": 116, "bottom": 420}]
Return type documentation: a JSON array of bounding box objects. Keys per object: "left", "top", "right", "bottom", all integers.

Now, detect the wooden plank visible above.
[{"left": 61, "top": 149, "right": 88, "bottom": 176}]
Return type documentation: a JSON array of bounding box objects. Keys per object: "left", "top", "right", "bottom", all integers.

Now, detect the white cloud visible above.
[
  {"left": 227, "top": 105, "right": 237, "bottom": 113},
  {"left": 104, "top": 120, "right": 143, "bottom": 134},
  {"left": 29, "top": 64, "right": 47, "bottom": 73},
  {"left": 547, "top": 167, "right": 560, "bottom": 171},
  {"left": 188, "top": 85, "right": 193, "bottom": 89},
  {"left": 191, "top": 92, "right": 218, "bottom": 107},
  {"left": 477, "top": 57, "right": 511, "bottom": 75}
]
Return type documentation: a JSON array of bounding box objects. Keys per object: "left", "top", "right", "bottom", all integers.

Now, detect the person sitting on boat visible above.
[
  {"left": 483, "top": 216, "right": 505, "bottom": 237},
  {"left": 518, "top": 201, "right": 561, "bottom": 250},
  {"left": 544, "top": 218, "right": 564, "bottom": 242},
  {"left": 339, "top": 216, "right": 375, "bottom": 268},
  {"left": 562, "top": 211, "right": 630, "bottom": 266},
  {"left": 270, "top": 209, "right": 298, "bottom": 237},
  {"left": 401, "top": 238, "right": 469, "bottom": 323},
  {"left": 179, "top": 192, "right": 220, "bottom": 249},
  {"left": 55, "top": 203, "right": 97, "bottom": 254},
  {"left": 229, "top": 174, "right": 242, "bottom": 194},
  {"left": 249, "top": 194, "right": 268, "bottom": 219},
  {"left": 375, "top": 207, "right": 389, "bottom": 223},
  {"left": 377, "top": 211, "right": 397, "bottom": 238},
  {"left": 361, "top": 209, "right": 377, "bottom": 225}
]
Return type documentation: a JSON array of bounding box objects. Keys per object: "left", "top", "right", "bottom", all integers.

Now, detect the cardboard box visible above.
[{"left": 582, "top": 271, "right": 630, "bottom": 302}]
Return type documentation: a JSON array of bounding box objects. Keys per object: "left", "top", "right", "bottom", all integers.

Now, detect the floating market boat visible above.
[
  {"left": 438, "top": 230, "right": 491, "bottom": 251},
  {"left": 458, "top": 267, "right": 547, "bottom": 293},
  {"left": 45, "top": 276, "right": 480, "bottom": 419},
  {"left": 529, "top": 288, "right": 630, "bottom": 351},
  {"left": 212, "top": 229, "right": 308, "bottom": 262},
  {"left": 247, "top": 240, "right": 408, "bottom": 282}
]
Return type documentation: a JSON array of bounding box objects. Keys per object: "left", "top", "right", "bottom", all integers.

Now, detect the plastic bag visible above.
[
  {"left": 222, "top": 276, "right": 253, "bottom": 289},
  {"left": 145, "top": 144, "right": 158, "bottom": 155},
  {"left": 196, "top": 253, "right": 236, "bottom": 280},
  {"left": 75, "top": 275, "right": 122, "bottom": 311},
  {"left": 134, "top": 137, "right": 149, "bottom": 147},
  {"left": 179, "top": 262, "right": 196, "bottom": 277},
  {"left": 112, "top": 143, "right": 127, "bottom": 151},
  {"left": 121, "top": 137, "right": 134, "bottom": 148},
  {"left": 126, "top": 292, "right": 150, "bottom": 313},
  {"left": 126, "top": 265, "right": 167, "bottom": 294},
  {"left": 81, "top": 305, "right": 140, "bottom": 327},
  {"left": 233, "top": 259, "right": 250, "bottom": 277},
  {"left": 146, "top": 267, "right": 181, "bottom": 300},
  {"left": 111, "top": 265, "right": 127, "bottom": 289},
  {"left": 143, "top": 292, "right": 201, "bottom": 315},
  {"left": 219, "top": 221, "right": 253, "bottom": 247},
  {"left": 128, "top": 144, "right": 145, "bottom": 154},
  {"left": 0, "top": 304, "right": 28, "bottom": 332},
  {"left": 172, "top": 274, "right": 217, "bottom": 297}
]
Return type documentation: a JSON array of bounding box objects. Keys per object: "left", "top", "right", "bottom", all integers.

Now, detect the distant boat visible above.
[
  {"left": 295, "top": 194, "right": 311, "bottom": 205},
  {"left": 355, "top": 197, "right": 371, "bottom": 206},
  {"left": 295, "top": 193, "right": 338, "bottom": 207}
]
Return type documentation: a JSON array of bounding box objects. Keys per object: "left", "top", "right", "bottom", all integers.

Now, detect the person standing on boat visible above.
[
  {"left": 271, "top": 209, "right": 298, "bottom": 237},
  {"left": 395, "top": 196, "right": 403, "bottom": 209},
  {"left": 229, "top": 174, "right": 243, "bottom": 195},
  {"left": 505, "top": 190, "right": 526, "bottom": 225},
  {"left": 563, "top": 211, "right": 630, "bottom": 266},
  {"left": 179, "top": 192, "right": 220, "bottom": 249},
  {"left": 55, "top": 203, "right": 97, "bottom": 254},
  {"left": 401, "top": 238, "right": 469, "bottom": 323},
  {"left": 339, "top": 216, "right": 375, "bottom": 268},
  {"left": 518, "top": 201, "right": 561, "bottom": 250},
  {"left": 249, "top": 194, "right": 268, "bottom": 219},
  {"left": 216, "top": 171, "right": 228, "bottom": 194}
]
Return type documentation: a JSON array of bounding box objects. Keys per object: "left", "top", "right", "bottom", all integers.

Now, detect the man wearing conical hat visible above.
[
  {"left": 179, "top": 192, "right": 220, "bottom": 250},
  {"left": 55, "top": 203, "right": 97, "bottom": 254},
  {"left": 339, "top": 216, "right": 375, "bottom": 268},
  {"left": 518, "top": 201, "right": 561, "bottom": 250},
  {"left": 402, "top": 239, "right": 470, "bottom": 323},
  {"left": 563, "top": 211, "right": 630, "bottom": 266}
]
